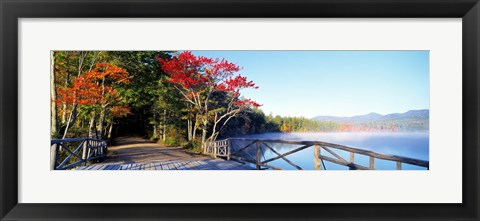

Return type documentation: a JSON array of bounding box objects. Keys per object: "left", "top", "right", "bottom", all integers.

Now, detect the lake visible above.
[{"left": 230, "top": 132, "right": 429, "bottom": 170}]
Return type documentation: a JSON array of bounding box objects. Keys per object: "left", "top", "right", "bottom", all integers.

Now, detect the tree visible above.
[
  {"left": 56, "top": 63, "right": 131, "bottom": 138},
  {"left": 53, "top": 51, "right": 103, "bottom": 138},
  {"left": 158, "top": 51, "right": 260, "bottom": 147},
  {"left": 50, "top": 51, "right": 58, "bottom": 136},
  {"left": 110, "top": 51, "right": 172, "bottom": 138},
  {"left": 90, "top": 63, "right": 131, "bottom": 138}
]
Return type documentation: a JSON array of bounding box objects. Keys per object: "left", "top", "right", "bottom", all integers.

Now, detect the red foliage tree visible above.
[
  {"left": 56, "top": 63, "right": 131, "bottom": 138},
  {"left": 158, "top": 51, "right": 260, "bottom": 146},
  {"left": 57, "top": 63, "right": 130, "bottom": 106},
  {"left": 110, "top": 106, "right": 132, "bottom": 118}
]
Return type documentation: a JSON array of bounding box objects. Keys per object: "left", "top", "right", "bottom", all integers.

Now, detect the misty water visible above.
[{"left": 231, "top": 132, "right": 429, "bottom": 170}]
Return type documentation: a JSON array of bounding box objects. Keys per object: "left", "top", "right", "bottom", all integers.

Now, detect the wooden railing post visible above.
[
  {"left": 369, "top": 156, "right": 375, "bottom": 170},
  {"left": 213, "top": 142, "right": 217, "bottom": 159},
  {"left": 227, "top": 139, "right": 231, "bottom": 160},
  {"left": 396, "top": 161, "right": 402, "bottom": 170},
  {"left": 50, "top": 143, "right": 59, "bottom": 170},
  {"left": 347, "top": 152, "right": 356, "bottom": 170},
  {"left": 314, "top": 145, "right": 323, "bottom": 170},
  {"left": 82, "top": 139, "right": 89, "bottom": 165},
  {"left": 256, "top": 141, "right": 261, "bottom": 170},
  {"left": 104, "top": 141, "right": 108, "bottom": 157},
  {"left": 101, "top": 141, "right": 105, "bottom": 157},
  {"left": 88, "top": 141, "right": 93, "bottom": 159}
]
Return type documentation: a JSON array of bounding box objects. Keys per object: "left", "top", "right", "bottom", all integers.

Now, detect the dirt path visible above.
[{"left": 101, "top": 136, "right": 209, "bottom": 165}]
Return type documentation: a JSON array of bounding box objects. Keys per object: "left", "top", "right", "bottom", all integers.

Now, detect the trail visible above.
[{"left": 77, "top": 136, "right": 252, "bottom": 170}]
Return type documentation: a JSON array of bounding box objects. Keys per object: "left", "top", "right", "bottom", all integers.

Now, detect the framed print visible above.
[{"left": 1, "top": 0, "right": 479, "bottom": 220}]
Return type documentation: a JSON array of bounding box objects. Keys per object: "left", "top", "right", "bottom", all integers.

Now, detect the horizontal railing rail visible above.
[
  {"left": 50, "top": 138, "right": 108, "bottom": 170},
  {"left": 210, "top": 138, "right": 429, "bottom": 170}
]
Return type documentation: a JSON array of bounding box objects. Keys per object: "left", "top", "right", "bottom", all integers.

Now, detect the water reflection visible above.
[{"left": 230, "top": 132, "right": 429, "bottom": 170}]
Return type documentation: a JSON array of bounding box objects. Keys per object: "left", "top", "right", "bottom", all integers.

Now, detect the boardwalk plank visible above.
[
  {"left": 97, "top": 165, "right": 108, "bottom": 170},
  {"left": 184, "top": 161, "right": 196, "bottom": 169},
  {"left": 109, "top": 164, "right": 122, "bottom": 170},
  {"left": 167, "top": 162, "right": 177, "bottom": 170},
  {"left": 145, "top": 163, "right": 154, "bottom": 170},
  {"left": 176, "top": 161, "right": 188, "bottom": 170},
  {"left": 162, "top": 162, "right": 171, "bottom": 170},
  {"left": 77, "top": 166, "right": 88, "bottom": 170},
  {"left": 182, "top": 161, "right": 194, "bottom": 170},
  {"left": 188, "top": 161, "right": 203, "bottom": 169},
  {"left": 119, "top": 164, "right": 128, "bottom": 170},
  {"left": 173, "top": 162, "right": 184, "bottom": 170},
  {"left": 88, "top": 164, "right": 103, "bottom": 170},
  {"left": 154, "top": 162, "right": 163, "bottom": 170},
  {"left": 159, "top": 162, "right": 167, "bottom": 170},
  {"left": 201, "top": 160, "right": 221, "bottom": 170},
  {"left": 169, "top": 162, "right": 177, "bottom": 170},
  {"left": 130, "top": 164, "right": 140, "bottom": 170},
  {"left": 73, "top": 158, "right": 253, "bottom": 170}
]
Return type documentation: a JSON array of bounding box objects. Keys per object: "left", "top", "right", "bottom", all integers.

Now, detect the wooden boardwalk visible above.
[
  {"left": 76, "top": 159, "right": 252, "bottom": 170},
  {"left": 74, "top": 137, "right": 252, "bottom": 170}
]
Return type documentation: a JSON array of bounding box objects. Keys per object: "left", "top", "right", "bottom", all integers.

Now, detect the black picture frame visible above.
[{"left": 1, "top": 0, "right": 479, "bottom": 220}]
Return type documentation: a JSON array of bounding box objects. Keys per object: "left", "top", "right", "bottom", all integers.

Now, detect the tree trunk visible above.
[
  {"left": 153, "top": 107, "right": 158, "bottom": 139},
  {"left": 96, "top": 78, "right": 106, "bottom": 139},
  {"left": 88, "top": 112, "right": 96, "bottom": 138},
  {"left": 162, "top": 109, "right": 167, "bottom": 142},
  {"left": 50, "top": 51, "right": 58, "bottom": 136},
  {"left": 201, "top": 117, "right": 208, "bottom": 147},
  {"left": 61, "top": 103, "right": 67, "bottom": 124},
  {"left": 103, "top": 122, "right": 109, "bottom": 137},
  {"left": 97, "top": 106, "right": 106, "bottom": 139},
  {"left": 187, "top": 119, "right": 192, "bottom": 141},
  {"left": 107, "top": 123, "right": 113, "bottom": 139},
  {"left": 61, "top": 70, "right": 68, "bottom": 125},
  {"left": 208, "top": 113, "right": 219, "bottom": 143},
  {"left": 62, "top": 103, "right": 77, "bottom": 139},
  {"left": 207, "top": 111, "right": 239, "bottom": 143},
  {"left": 192, "top": 115, "right": 198, "bottom": 140},
  {"left": 61, "top": 53, "right": 70, "bottom": 125},
  {"left": 153, "top": 124, "right": 158, "bottom": 139}
]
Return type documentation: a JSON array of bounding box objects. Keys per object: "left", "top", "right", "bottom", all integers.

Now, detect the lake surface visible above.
[{"left": 230, "top": 132, "right": 429, "bottom": 170}]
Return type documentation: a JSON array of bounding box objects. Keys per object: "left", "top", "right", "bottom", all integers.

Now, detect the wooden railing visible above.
[
  {"left": 50, "top": 138, "right": 108, "bottom": 170},
  {"left": 204, "top": 139, "right": 230, "bottom": 160},
  {"left": 206, "top": 138, "right": 429, "bottom": 170}
]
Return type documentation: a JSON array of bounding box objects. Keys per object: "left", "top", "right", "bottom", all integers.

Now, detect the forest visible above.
[{"left": 50, "top": 51, "right": 334, "bottom": 150}]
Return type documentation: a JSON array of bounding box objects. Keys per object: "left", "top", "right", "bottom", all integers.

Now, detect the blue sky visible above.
[{"left": 189, "top": 51, "right": 429, "bottom": 118}]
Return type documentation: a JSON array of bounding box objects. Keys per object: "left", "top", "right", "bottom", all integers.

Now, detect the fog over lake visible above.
[{"left": 233, "top": 132, "right": 429, "bottom": 170}]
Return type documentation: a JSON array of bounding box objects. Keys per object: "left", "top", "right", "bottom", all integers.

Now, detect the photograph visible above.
[
  {"left": 3, "top": 0, "right": 477, "bottom": 219},
  {"left": 50, "top": 50, "right": 429, "bottom": 170}
]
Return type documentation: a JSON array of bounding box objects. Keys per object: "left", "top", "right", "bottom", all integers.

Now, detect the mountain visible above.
[
  {"left": 312, "top": 109, "right": 428, "bottom": 122},
  {"left": 382, "top": 109, "right": 429, "bottom": 120},
  {"left": 312, "top": 109, "right": 429, "bottom": 131},
  {"left": 313, "top": 112, "right": 383, "bottom": 123}
]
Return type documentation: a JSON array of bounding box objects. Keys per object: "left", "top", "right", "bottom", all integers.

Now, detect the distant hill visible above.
[
  {"left": 312, "top": 109, "right": 429, "bottom": 131},
  {"left": 313, "top": 112, "right": 382, "bottom": 123}
]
